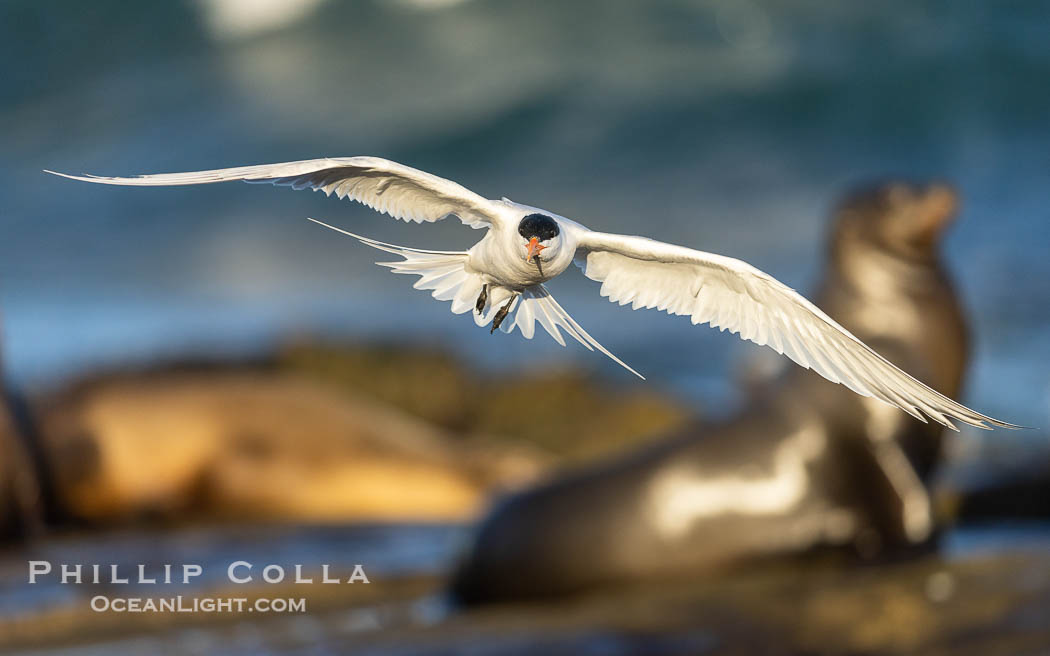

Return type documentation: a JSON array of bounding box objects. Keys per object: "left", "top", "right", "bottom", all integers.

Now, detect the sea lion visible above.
[
  {"left": 4, "top": 340, "right": 691, "bottom": 536},
  {"left": 0, "top": 333, "right": 45, "bottom": 538},
  {"left": 451, "top": 182, "right": 971, "bottom": 603},
  {"left": 32, "top": 366, "right": 543, "bottom": 525}
]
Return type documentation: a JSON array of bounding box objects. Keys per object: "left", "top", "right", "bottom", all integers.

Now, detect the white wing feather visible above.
[
  {"left": 45, "top": 157, "right": 501, "bottom": 229},
  {"left": 575, "top": 231, "right": 1018, "bottom": 430}
]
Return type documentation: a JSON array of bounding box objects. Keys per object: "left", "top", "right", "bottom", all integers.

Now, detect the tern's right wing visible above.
[{"left": 572, "top": 230, "right": 1019, "bottom": 430}]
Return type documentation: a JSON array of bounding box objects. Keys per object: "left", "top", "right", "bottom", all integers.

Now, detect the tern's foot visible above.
[
  {"left": 475, "top": 284, "right": 488, "bottom": 314},
  {"left": 490, "top": 295, "right": 517, "bottom": 334}
]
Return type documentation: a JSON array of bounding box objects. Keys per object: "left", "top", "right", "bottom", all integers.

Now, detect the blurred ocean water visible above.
[{"left": 1, "top": 0, "right": 1047, "bottom": 427}]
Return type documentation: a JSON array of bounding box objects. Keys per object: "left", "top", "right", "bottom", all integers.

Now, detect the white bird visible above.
[{"left": 46, "top": 157, "right": 1018, "bottom": 431}]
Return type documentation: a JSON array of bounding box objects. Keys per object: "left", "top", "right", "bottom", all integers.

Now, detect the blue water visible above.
[{"left": 1, "top": 0, "right": 1048, "bottom": 427}]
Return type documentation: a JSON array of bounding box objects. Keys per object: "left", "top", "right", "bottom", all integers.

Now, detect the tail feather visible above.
[{"left": 527, "top": 287, "right": 645, "bottom": 379}]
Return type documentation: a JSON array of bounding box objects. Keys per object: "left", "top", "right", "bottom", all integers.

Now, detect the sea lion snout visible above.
[
  {"left": 912, "top": 183, "right": 958, "bottom": 247},
  {"left": 832, "top": 181, "right": 960, "bottom": 261}
]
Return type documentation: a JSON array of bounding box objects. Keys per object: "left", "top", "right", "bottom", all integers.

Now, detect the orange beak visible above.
[{"left": 525, "top": 236, "right": 546, "bottom": 262}]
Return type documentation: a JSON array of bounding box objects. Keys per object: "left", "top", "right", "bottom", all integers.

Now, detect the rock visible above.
[
  {"left": 277, "top": 342, "right": 692, "bottom": 461},
  {"left": 2, "top": 525, "right": 1049, "bottom": 655},
  {"left": 936, "top": 435, "right": 1050, "bottom": 523}
]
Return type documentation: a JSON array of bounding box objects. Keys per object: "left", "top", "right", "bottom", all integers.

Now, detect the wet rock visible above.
[
  {"left": 3, "top": 526, "right": 1050, "bottom": 655},
  {"left": 277, "top": 342, "right": 692, "bottom": 461},
  {"left": 277, "top": 344, "right": 477, "bottom": 432},
  {"left": 936, "top": 435, "right": 1050, "bottom": 523}
]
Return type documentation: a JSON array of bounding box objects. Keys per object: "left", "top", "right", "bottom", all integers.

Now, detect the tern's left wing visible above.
[
  {"left": 46, "top": 157, "right": 504, "bottom": 229},
  {"left": 574, "top": 230, "right": 1018, "bottom": 430}
]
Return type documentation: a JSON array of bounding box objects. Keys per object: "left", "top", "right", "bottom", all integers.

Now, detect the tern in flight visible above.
[{"left": 47, "top": 157, "right": 1018, "bottom": 430}]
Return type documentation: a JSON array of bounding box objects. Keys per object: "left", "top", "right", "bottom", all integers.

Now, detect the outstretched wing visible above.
[
  {"left": 46, "top": 157, "right": 503, "bottom": 229},
  {"left": 308, "top": 219, "right": 641, "bottom": 379},
  {"left": 574, "top": 230, "right": 1018, "bottom": 430}
]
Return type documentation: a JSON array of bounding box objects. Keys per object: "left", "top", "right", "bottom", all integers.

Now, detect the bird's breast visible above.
[{"left": 468, "top": 235, "right": 569, "bottom": 290}]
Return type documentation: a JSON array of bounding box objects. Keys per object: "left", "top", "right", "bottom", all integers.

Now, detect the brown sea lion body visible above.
[
  {"left": 452, "top": 182, "right": 970, "bottom": 603},
  {"left": 0, "top": 348, "right": 45, "bottom": 538},
  {"left": 32, "top": 368, "right": 540, "bottom": 525}
]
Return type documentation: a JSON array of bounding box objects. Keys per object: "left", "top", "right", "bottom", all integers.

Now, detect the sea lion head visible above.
[{"left": 830, "top": 182, "right": 959, "bottom": 263}]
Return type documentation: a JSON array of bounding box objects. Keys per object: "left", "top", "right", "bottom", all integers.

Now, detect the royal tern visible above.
[{"left": 46, "top": 157, "right": 1018, "bottom": 430}]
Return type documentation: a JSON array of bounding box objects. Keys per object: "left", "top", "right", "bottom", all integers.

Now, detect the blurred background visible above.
[{"left": 1, "top": 1, "right": 1049, "bottom": 654}]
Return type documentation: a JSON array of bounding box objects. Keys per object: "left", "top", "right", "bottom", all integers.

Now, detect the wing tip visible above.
[
  {"left": 43, "top": 169, "right": 84, "bottom": 181},
  {"left": 984, "top": 419, "right": 1031, "bottom": 431},
  {"left": 947, "top": 405, "right": 1028, "bottom": 431},
  {"left": 927, "top": 410, "right": 1028, "bottom": 432},
  {"left": 45, "top": 169, "right": 121, "bottom": 183}
]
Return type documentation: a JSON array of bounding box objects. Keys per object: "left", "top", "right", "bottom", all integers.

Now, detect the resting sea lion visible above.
[
  {"left": 452, "top": 182, "right": 971, "bottom": 603},
  {"left": 32, "top": 367, "right": 544, "bottom": 525},
  {"left": 0, "top": 334, "right": 45, "bottom": 538}
]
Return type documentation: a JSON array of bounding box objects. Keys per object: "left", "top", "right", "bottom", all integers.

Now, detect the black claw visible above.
[
  {"left": 490, "top": 295, "right": 517, "bottom": 334},
  {"left": 475, "top": 284, "right": 488, "bottom": 314}
]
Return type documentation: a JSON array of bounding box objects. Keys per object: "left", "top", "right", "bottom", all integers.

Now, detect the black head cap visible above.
[{"left": 518, "top": 214, "right": 560, "bottom": 241}]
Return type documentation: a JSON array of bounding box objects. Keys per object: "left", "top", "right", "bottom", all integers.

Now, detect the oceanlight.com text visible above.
[{"left": 90, "top": 596, "right": 307, "bottom": 614}]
